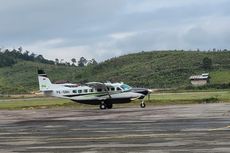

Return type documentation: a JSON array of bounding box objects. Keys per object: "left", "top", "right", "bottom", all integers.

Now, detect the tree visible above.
[
  {"left": 78, "top": 57, "right": 87, "bottom": 67},
  {"left": 92, "top": 59, "right": 97, "bottom": 65},
  {"left": 24, "top": 50, "right": 30, "bottom": 55},
  {"left": 36, "top": 55, "right": 44, "bottom": 60},
  {"left": 71, "top": 58, "right": 77, "bottom": 66},
  {"left": 30, "top": 53, "right": 36, "bottom": 59},
  {"left": 65, "top": 62, "right": 70, "bottom": 66},
  {"left": 55, "top": 58, "right": 59, "bottom": 65},
  {"left": 202, "top": 57, "right": 212, "bottom": 69},
  {"left": 60, "top": 59, "right": 64, "bottom": 63},
  {"left": 88, "top": 58, "right": 97, "bottom": 65},
  {"left": 18, "top": 46, "right": 23, "bottom": 53}
]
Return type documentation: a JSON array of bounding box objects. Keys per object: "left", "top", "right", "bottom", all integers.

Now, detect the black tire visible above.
[
  {"left": 140, "top": 103, "right": 146, "bottom": 108},
  {"left": 107, "top": 103, "right": 113, "bottom": 109},
  {"left": 100, "top": 103, "right": 106, "bottom": 109}
]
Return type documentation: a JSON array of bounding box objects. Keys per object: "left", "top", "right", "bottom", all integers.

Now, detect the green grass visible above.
[
  {"left": 0, "top": 98, "right": 73, "bottom": 110},
  {"left": 210, "top": 71, "right": 230, "bottom": 84},
  {"left": 148, "top": 91, "right": 230, "bottom": 105},
  {"left": 0, "top": 90, "right": 229, "bottom": 110}
]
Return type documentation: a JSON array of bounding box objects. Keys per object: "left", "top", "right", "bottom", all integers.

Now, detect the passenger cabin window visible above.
[
  {"left": 97, "top": 88, "right": 102, "bottom": 92},
  {"left": 111, "top": 87, "right": 115, "bottom": 91},
  {"left": 89, "top": 89, "right": 93, "bottom": 92},
  {"left": 116, "top": 87, "right": 121, "bottom": 91},
  {"left": 78, "top": 90, "right": 82, "bottom": 94},
  {"left": 84, "top": 89, "right": 88, "bottom": 93},
  {"left": 73, "top": 90, "right": 77, "bottom": 93}
]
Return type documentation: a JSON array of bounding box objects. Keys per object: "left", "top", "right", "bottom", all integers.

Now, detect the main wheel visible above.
[
  {"left": 107, "top": 103, "right": 113, "bottom": 109},
  {"left": 140, "top": 103, "right": 146, "bottom": 108},
  {"left": 100, "top": 103, "right": 106, "bottom": 109}
]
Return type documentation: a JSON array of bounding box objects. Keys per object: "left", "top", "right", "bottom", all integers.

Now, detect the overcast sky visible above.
[{"left": 0, "top": 0, "right": 230, "bottom": 62}]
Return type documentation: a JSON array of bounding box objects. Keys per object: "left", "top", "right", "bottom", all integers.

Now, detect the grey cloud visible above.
[
  {"left": 183, "top": 23, "right": 230, "bottom": 49},
  {"left": 0, "top": 0, "right": 124, "bottom": 43},
  {"left": 0, "top": 0, "right": 230, "bottom": 61}
]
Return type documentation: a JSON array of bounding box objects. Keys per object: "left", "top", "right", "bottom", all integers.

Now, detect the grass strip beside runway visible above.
[
  {"left": 0, "top": 90, "right": 229, "bottom": 109},
  {"left": 150, "top": 91, "right": 230, "bottom": 104}
]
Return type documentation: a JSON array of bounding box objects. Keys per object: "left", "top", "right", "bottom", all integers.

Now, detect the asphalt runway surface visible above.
[{"left": 0, "top": 103, "right": 230, "bottom": 153}]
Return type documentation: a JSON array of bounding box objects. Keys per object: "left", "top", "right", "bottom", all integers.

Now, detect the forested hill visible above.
[
  {"left": 77, "top": 51, "right": 230, "bottom": 88},
  {"left": 0, "top": 50, "right": 229, "bottom": 94},
  {"left": 0, "top": 48, "right": 54, "bottom": 67}
]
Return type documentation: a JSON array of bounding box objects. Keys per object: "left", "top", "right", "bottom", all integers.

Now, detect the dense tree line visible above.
[
  {"left": 0, "top": 48, "right": 54, "bottom": 67},
  {"left": 0, "top": 52, "right": 16, "bottom": 67},
  {"left": 0, "top": 48, "right": 98, "bottom": 68}
]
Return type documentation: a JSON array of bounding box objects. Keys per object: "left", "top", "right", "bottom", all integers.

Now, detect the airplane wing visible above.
[
  {"left": 86, "top": 82, "right": 113, "bottom": 88},
  {"left": 86, "top": 82, "right": 112, "bottom": 98}
]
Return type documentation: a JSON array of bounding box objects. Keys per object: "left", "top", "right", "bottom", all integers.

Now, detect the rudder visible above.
[{"left": 38, "top": 70, "right": 52, "bottom": 91}]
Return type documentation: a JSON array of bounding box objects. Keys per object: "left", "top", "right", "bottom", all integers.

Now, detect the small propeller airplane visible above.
[{"left": 38, "top": 70, "right": 151, "bottom": 109}]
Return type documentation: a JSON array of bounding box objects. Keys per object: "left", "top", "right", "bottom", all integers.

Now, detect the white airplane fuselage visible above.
[{"left": 38, "top": 70, "right": 148, "bottom": 109}]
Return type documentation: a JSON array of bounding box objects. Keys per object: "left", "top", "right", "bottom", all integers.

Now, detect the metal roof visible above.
[{"left": 189, "top": 73, "right": 209, "bottom": 80}]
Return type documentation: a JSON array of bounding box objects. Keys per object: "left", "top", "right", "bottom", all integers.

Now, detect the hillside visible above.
[
  {"left": 77, "top": 51, "right": 230, "bottom": 88},
  {"left": 0, "top": 50, "right": 229, "bottom": 94}
]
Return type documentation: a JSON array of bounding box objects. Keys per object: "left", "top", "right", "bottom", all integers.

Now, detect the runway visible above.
[{"left": 0, "top": 103, "right": 230, "bottom": 153}]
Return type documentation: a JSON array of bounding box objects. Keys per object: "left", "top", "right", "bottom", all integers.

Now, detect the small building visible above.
[{"left": 189, "top": 73, "right": 209, "bottom": 86}]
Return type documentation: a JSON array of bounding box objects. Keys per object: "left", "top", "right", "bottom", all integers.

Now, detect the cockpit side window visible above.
[{"left": 121, "top": 84, "right": 132, "bottom": 90}]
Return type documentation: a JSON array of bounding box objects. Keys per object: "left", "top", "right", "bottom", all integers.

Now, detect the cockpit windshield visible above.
[{"left": 120, "top": 84, "right": 132, "bottom": 91}]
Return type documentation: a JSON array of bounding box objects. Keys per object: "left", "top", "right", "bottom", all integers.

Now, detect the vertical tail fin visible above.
[{"left": 38, "top": 70, "right": 52, "bottom": 91}]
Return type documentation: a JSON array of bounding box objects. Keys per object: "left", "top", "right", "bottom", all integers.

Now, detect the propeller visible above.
[{"left": 147, "top": 89, "right": 153, "bottom": 101}]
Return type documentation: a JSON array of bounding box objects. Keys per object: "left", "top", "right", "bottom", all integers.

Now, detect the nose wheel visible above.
[{"left": 140, "top": 100, "right": 146, "bottom": 108}]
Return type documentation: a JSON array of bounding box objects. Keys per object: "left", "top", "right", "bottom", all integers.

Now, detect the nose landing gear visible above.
[{"left": 140, "top": 100, "right": 146, "bottom": 108}]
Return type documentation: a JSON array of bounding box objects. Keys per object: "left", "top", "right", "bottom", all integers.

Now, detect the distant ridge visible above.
[{"left": 0, "top": 50, "right": 229, "bottom": 94}]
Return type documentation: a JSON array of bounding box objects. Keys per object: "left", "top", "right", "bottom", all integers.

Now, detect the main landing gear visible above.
[
  {"left": 99, "top": 100, "right": 145, "bottom": 109},
  {"left": 100, "top": 102, "right": 113, "bottom": 110}
]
